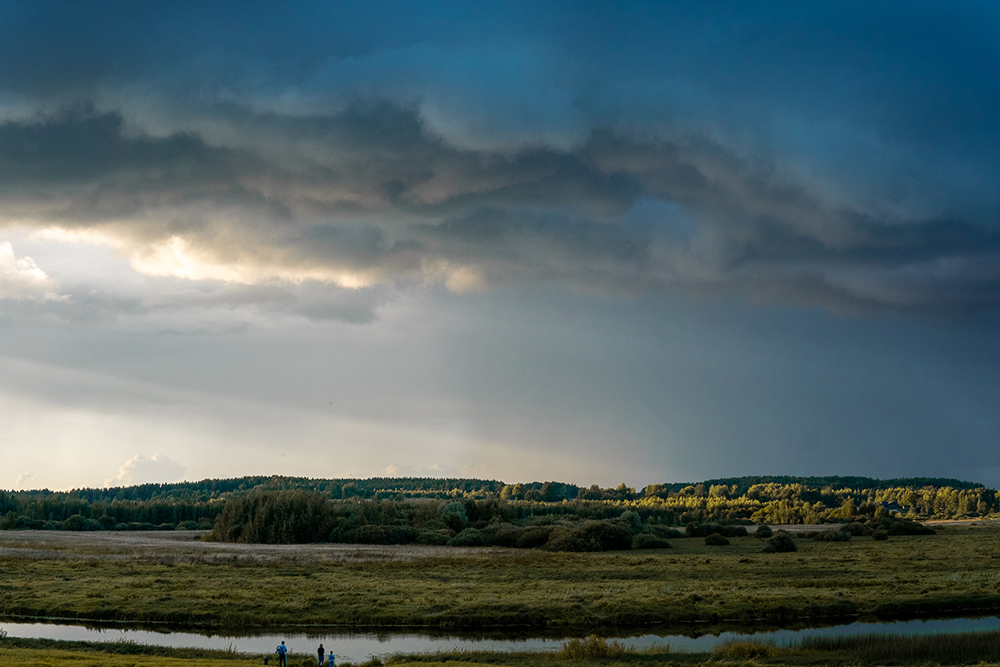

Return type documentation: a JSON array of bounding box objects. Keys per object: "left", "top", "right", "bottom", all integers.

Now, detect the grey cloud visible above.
[
  {"left": 0, "top": 102, "right": 998, "bottom": 319},
  {"left": 0, "top": 107, "right": 253, "bottom": 189},
  {"left": 0, "top": 266, "right": 386, "bottom": 327},
  {"left": 160, "top": 280, "right": 389, "bottom": 324}
]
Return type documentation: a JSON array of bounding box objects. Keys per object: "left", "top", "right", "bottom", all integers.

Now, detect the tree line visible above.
[{"left": 1, "top": 475, "right": 996, "bottom": 534}]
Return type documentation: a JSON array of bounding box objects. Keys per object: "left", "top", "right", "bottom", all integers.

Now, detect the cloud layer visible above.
[
  {"left": 0, "top": 104, "right": 997, "bottom": 321},
  {"left": 0, "top": 2, "right": 996, "bottom": 321}
]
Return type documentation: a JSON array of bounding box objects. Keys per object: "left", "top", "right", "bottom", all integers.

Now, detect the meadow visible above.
[{"left": 2, "top": 523, "right": 1000, "bottom": 631}]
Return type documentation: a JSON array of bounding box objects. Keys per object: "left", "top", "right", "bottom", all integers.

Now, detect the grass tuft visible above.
[{"left": 556, "top": 635, "right": 628, "bottom": 659}]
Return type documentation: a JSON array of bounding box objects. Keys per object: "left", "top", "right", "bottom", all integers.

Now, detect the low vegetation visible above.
[
  {"left": 206, "top": 490, "right": 937, "bottom": 551},
  {"left": 0, "top": 635, "right": 257, "bottom": 666},
  {"left": 761, "top": 530, "right": 797, "bottom": 553},
  {"left": 0, "top": 522, "right": 996, "bottom": 631}
]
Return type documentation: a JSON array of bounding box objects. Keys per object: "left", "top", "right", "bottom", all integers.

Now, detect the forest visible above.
[{"left": 0, "top": 475, "right": 991, "bottom": 541}]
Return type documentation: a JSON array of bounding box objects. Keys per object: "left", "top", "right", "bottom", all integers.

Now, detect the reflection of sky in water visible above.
[{"left": 3, "top": 617, "right": 1000, "bottom": 662}]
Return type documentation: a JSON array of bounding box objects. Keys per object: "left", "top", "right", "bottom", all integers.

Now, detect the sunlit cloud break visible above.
[{"left": 0, "top": 241, "right": 63, "bottom": 301}]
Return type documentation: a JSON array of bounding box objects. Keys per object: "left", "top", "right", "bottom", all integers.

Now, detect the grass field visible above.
[{"left": 2, "top": 524, "right": 1000, "bottom": 631}]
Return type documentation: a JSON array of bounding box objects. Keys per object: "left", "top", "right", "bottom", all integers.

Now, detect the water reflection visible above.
[{"left": 3, "top": 616, "right": 1000, "bottom": 663}]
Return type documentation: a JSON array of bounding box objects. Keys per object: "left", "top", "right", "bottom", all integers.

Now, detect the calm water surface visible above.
[{"left": 4, "top": 617, "right": 1000, "bottom": 662}]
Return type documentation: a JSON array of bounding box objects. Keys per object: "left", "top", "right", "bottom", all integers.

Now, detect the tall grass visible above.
[
  {"left": 556, "top": 635, "right": 628, "bottom": 659},
  {"left": 800, "top": 629, "right": 1000, "bottom": 664},
  {"left": 712, "top": 639, "right": 779, "bottom": 659}
]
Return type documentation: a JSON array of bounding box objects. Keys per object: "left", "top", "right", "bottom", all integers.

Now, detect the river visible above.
[{"left": 3, "top": 616, "right": 1000, "bottom": 662}]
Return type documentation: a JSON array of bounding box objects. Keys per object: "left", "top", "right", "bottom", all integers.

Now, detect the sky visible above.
[{"left": 1, "top": 1, "right": 1000, "bottom": 492}]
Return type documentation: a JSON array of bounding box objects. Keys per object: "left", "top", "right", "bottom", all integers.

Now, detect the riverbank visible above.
[
  {"left": 9, "top": 629, "right": 1000, "bottom": 667},
  {"left": 2, "top": 524, "right": 998, "bottom": 632}
]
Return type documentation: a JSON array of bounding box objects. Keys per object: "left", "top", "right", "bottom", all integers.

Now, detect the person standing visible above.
[
  {"left": 317, "top": 643, "right": 325, "bottom": 666},
  {"left": 276, "top": 640, "right": 288, "bottom": 667}
]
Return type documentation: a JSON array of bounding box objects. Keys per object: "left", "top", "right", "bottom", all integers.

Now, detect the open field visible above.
[{"left": 2, "top": 524, "right": 1000, "bottom": 631}]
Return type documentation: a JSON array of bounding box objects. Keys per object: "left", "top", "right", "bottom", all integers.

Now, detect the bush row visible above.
[
  {"left": 209, "top": 491, "right": 705, "bottom": 551},
  {"left": 8, "top": 515, "right": 215, "bottom": 532}
]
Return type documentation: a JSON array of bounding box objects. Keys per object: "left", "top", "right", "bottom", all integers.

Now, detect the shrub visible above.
[
  {"left": 872, "top": 529, "right": 889, "bottom": 541},
  {"left": 886, "top": 519, "right": 935, "bottom": 536},
  {"left": 342, "top": 525, "right": 390, "bottom": 545},
  {"left": 814, "top": 528, "right": 851, "bottom": 542},
  {"left": 557, "top": 636, "right": 627, "bottom": 660},
  {"left": 686, "top": 522, "right": 749, "bottom": 538},
  {"left": 618, "top": 510, "right": 643, "bottom": 531},
  {"left": 754, "top": 524, "right": 773, "bottom": 538},
  {"left": 382, "top": 525, "right": 418, "bottom": 544},
  {"left": 176, "top": 520, "right": 199, "bottom": 530},
  {"left": 118, "top": 522, "right": 156, "bottom": 531},
  {"left": 545, "top": 527, "right": 598, "bottom": 552},
  {"left": 450, "top": 528, "right": 487, "bottom": 547},
  {"left": 704, "top": 533, "right": 730, "bottom": 546},
  {"left": 842, "top": 522, "right": 871, "bottom": 536},
  {"left": 580, "top": 521, "right": 634, "bottom": 550},
  {"left": 415, "top": 529, "right": 449, "bottom": 545},
  {"left": 647, "top": 525, "right": 685, "bottom": 539},
  {"left": 483, "top": 522, "right": 522, "bottom": 547},
  {"left": 516, "top": 526, "right": 555, "bottom": 549},
  {"left": 632, "top": 533, "right": 672, "bottom": 550},
  {"left": 438, "top": 501, "right": 469, "bottom": 532},
  {"left": 761, "top": 530, "right": 797, "bottom": 553},
  {"left": 544, "top": 521, "right": 634, "bottom": 552},
  {"left": 62, "top": 514, "right": 101, "bottom": 531}
]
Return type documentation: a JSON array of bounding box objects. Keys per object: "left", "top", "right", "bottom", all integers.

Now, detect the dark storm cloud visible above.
[
  {"left": 0, "top": 108, "right": 256, "bottom": 196},
  {"left": 0, "top": 1, "right": 998, "bottom": 318},
  {"left": 1, "top": 101, "right": 999, "bottom": 318}
]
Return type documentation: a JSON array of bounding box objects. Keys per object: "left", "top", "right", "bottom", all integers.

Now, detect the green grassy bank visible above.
[
  {"left": 2, "top": 524, "right": 1000, "bottom": 631},
  {"left": 0, "top": 636, "right": 257, "bottom": 667}
]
